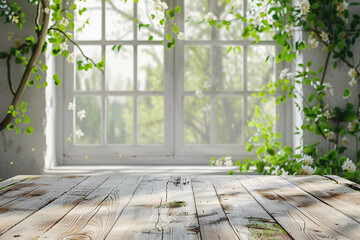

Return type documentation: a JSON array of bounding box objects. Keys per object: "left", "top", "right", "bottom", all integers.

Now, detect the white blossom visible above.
[
  {"left": 302, "top": 155, "right": 313, "bottom": 165},
  {"left": 341, "top": 136, "right": 350, "bottom": 145},
  {"left": 203, "top": 81, "right": 211, "bottom": 88},
  {"left": 177, "top": 32, "right": 184, "bottom": 40},
  {"left": 348, "top": 68, "right": 357, "bottom": 79},
  {"left": 75, "top": 129, "right": 84, "bottom": 138},
  {"left": 336, "top": 2, "right": 349, "bottom": 17},
  {"left": 59, "top": 42, "right": 68, "bottom": 52},
  {"left": 11, "top": 15, "right": 19, "bottom": 24},
  {"left": 325, "top": 131, "right": 334, "bottom": 140},
  {"left": 66, "top": 52, "right": 75, "bottom": 64},
  {"left": 322, "top": 46, "right": 328, "bottom": 52},
  {"left": 320, "top": 31, "right": 329, "bottom": 43},
  {"left": 214, "top": 158, "right": 223, "bottom": 166},
  {"left": 348, "top": 78, "right": 357, "bottom": 87},
  {"left": 77, "top": 109, "right": 87, "bottom": 120},
  {"left": 68, "top": 102, "right": 75, "bottom": 111},
  {"left": 202, "top": 104, "right": 212, "bottom": 112},
  {"left": 308, "top": 35, "right": 319, "bottom": 49},
  {"left": 59, "top": 18, "right": 69, "bottom": 27},
  {"left": 284, "top": 24, "right": 294, "bottom": 36},
  {"left": 301, "top": 165, "right": 316, "bottom": 175},
  {"left": 342, "top": 158, "right": 356, "bottom": 173},
  {"left": 195, "top": 89, "right": 204, "bottom": 99},
  {"left": 281, "top": 170, "right": 289, "bottom": 175},
  {"left": 323, "top": 82, "right": 333, "bottom": 95},
  {"left": 300, "top": 0, "right": 310, "bottom": 16},
  {"left": 204, "top": 11, "right": 217, "bottom": 22},
  {"left": 279, "top": 68, "right": 289, "bottom": 80},
  {"left": 44, "top": 7, "right": 50, "bottom": 14},
  {"left": 347, "top": 120, "right": 357, "bottom": 132},
  {"left": 153, "top": 0, "right": 168, "bottom": 11},
  {"left": 224, "top": 159, "right": 233, "bottom": 167},
  {"left": 8, "top": 32, "right": 14, "bottom": 41}
]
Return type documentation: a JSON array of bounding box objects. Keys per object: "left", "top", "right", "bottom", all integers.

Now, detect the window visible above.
[{"left": 61, "top": 0, "right": 284, "bottom": 165}]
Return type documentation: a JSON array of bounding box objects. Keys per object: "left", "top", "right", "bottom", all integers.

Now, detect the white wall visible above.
[{"left": 0, "top": 3, "right": 46, "bottom": 179}]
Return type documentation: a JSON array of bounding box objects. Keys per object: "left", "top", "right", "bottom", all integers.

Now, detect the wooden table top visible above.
[{"left": 0, "top": 175, "right": 359, "bottom": 240}]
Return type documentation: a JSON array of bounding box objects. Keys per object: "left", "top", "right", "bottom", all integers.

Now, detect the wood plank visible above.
[
  {"left": 0, "top": 175, "right": 32, "bottom": 191},
  {"left": 239, "top": 175, "right": 360, "bottom": 240},
  {"left": 191, "top": 178, "right": 239, "bottom": 240},
  {"left": 42, "top": 176, "right": 142, "bottom": 240},
  {"left": 105, "top": 175, "right": 170, "bottom": 240},
  {"left": 0, "top": 176, "right": 105, "bottom": 239},
  {"left": 0, "top": 175, "right": 88, "bottom": 235},
  {"left": 211, "top": 177, "right": 291, "bottom": 240},
  {"left": 283, "top": 175, "right": 360, "bottom": 223},
  {"left": 325, "top": 175, "right": 360, "bottom": 191}
]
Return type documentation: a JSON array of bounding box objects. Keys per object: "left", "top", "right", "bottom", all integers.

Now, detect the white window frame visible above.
[{"left": 55, "top": 0, "right": 292, "bottom": 166}]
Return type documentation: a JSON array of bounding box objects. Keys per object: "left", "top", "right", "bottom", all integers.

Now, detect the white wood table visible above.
[{"left": 0, "top": 175, "right": 359, "bottom": 240}]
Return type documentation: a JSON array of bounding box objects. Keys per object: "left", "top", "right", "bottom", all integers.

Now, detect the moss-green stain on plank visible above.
[
  {"left": 246, "top": 217, "right": 289, "bottom": 240},
  {"left": 0, "top": 177, "right": 30, "bottom": 191}
]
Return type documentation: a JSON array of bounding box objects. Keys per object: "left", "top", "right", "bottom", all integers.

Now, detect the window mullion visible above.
[{"left": 133, "top": 3, "right": 138, "bottom": 146}]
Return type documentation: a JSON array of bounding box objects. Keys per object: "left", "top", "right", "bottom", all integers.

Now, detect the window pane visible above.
[
  {"left": 137, "top": 0, "right": 164, "bottom": 40},
  {"left": 74, "top": 0, "right": 102, "bottom": 40},
  {"left": 216, "top": 97, "right": 243, "bottom": 144},
  {"left": 214, "top": 0, "right": 243, "bottom": 40},
  {"left": 137, "top": 46, "right": 164, "bottom": 91},
  {"left": 138, "top": 96, "right": 164, "bottom": 144},
  {"left": 247, "top": 45, "right": 275, "bottom": 91},
  {"left": 185, "top": 0, "right": 211, "bottom": 40},
  {"left": 107, "top": 96, "right": 133, "bottom": 144},
  {"left": 185, "top": 96, "right": 211, "bottom": 144},
  {"left": 106, "top": 0, "right": 134, "bottom": 40},
  {"left": 75, "top": 45, "right": 102, "bottom": 91},
  {"left": 214, "top": 46, "right": 243, "bottom": 91},
  {"left": 74, "top": 96, "right": 101, "bottom": 144},
  {"left": 106, "top": 46, "right": 133, "bottom": 91},
  {"left": 185, "top": 46, "right": 211, "bottom": 91}
]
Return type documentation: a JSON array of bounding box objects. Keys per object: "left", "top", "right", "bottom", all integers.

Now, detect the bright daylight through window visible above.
[{"left": 62, "top": 0, "right": 279, "bottom": 164}]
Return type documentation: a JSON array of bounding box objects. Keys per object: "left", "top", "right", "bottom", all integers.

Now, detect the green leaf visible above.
[
  {"left": 343, "top": 88, "right": 351, "bottom": 98},
  {"left": 256, "top": 146, "right": 265, "bottom": 156},
  {"left": 283, "top": 146, "right": 293, "bottom": 155},
  {"left": 53, "top": 74, "right": 61, "bottom": 86},
  {"left": 7, "top": 123, "right": 14, "bottom": 131},
  {"left": 26, "top": 126, "right": 34, "bottom": 135},
  {"left": 175, "top": 6, "right": 181, "bottom": 12},
  {"left": 173, "top": 26, "right": 179, "bottom": 34},
  {"left": 0, "top": 52, "right": 8, "bottom": 59},
  {"left": 308, "top": 93, "right": 315, "bottom": 103}
]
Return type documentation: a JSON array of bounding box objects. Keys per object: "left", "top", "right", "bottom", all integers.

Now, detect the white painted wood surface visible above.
[{"left": 0, "top": 175, "right": 359, "bottom": 240}]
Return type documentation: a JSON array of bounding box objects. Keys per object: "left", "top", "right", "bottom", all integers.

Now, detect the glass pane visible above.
[
  {"left": 137, "top": 46, "right": 164, "bottom": 91},
  {"left": 247, "top": 45, "right": 275, "bottom": 91},
  {"left": 74, "top": 96, "right": 101, "bottom": 144},
  {"left": 107, "top": 96, "right": 133, "bottom": 144},
  {"left": 214, "top": 46, "right": 243, "bottom": 91},
  {"left": 185, "top": 0, "right": 211, "bottom": 40},
  {"left": 185, "top": 96, "right": 211, "bottom": 144},
  {"left": 137, "top": 0, "right": 164, "bottom": 40},
  {"left": 75, "top": 45, "right": 102, "bottom": 91},
  {"left": 138, "top": 96, "right": 164, "bottom": 144},
  {"left": 74, "top": 0, "right": 102, "bottom": 40},
  {"left": 106, "top": 0, "right": 134, "bottom": 40},
  {"left": 215, "top": 0, "right": 243, "bottom": 40},
  {"left": 106, "top": 46, "right": 133, "bottom": 91},
  {"left": 215, "top": 97, "right": 243, "bottom": 144},
  {"left": 185, "top": 46, "right": 211, "bottom": 91}
]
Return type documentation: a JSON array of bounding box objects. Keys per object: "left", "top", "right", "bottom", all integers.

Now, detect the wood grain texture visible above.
[
  {"left": 239, "top": 175, "right": 360, "bottom": 240},
  {"left": 0, "top": 175, "right": 32, "bottom": 191},
  {"left": 192, "top": 178, "right": 239, "bottom": 240},
  {"left": 283, "top": 175, "right": 360, "bottom": 223},
  {"left": 0, "top": 176, "right": 106, "bottom": 239},
  {"left": 325, "top": 175, "right": 360, "bottom": 191},
  {"left": 212, "top": 177, "right": 292, "bottom": 240},
  {"left": 0, "top": 175, "right": 88, "bottom": 236}
]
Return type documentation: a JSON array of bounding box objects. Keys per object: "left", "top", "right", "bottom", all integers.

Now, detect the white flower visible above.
[
  {"left": 66, "top": 52, "right": 75, "bottom": 64},
  {"left": 349, "top": 78, "right": 357, "bottom": 87},
  {"left": 341, "top": 136, "right": 349, "bottom": 145},
  {"left": 348, "top": 68, "right": 357, "bottom": 79},
  {"left": 68, "top": 102, "right": 75, "bottom": 111},
  {"left": 325, "top": 131, "right": 334, "bottom": 140},
  {"left": 301, "top": 165, "right": 316, "bottom": 175},
  {"left": 59, "top": 42, "right": 68, "bottom": 52},
  {"left": 308, "top": 35, "right": 319, "bottom": 49},
  {"left": 59, "top": 18, "right": 69, "bottom": 27},
  {"left": 203, "top": 81, "right": 211, "bottom": 88},
  {"left": 300, "top": 0, "right": 310, "bottom": 16},
  {"left": 224, "top": 156, "right": 232, "bottom": 161},
  {"left": 202, "top": 104, "right": 212, "bottom": 112},
  {"left": 286, "top": 72, "right": 295, "bottom": 81},
  {"left": 279, "top": 68, "right": 289, "bottom": 80},
  {"left": 320, "top": 31, "right": 329, "bottom": 43},
  {"left": 224, "top": 159, "right": 233, "bottom": 167},
  {"left": 204, "top": 11, "right": 217, "bottom": 22},
  {"left": 347, "top": 120, "right": 357, "bottom": 132},
  {"left": 323, "top": 82, "right": 333, "bottom": 95},
  {"left": 75, "top": 129, "right": 84, "bottom": 138},
  {"left": 322, "top": 46, "right": 328, "bottom": 52},
  {"left": 195, "top": 89, "right": 204, "bottom": 99},
  {"left": 77, "top": 109, "right": 87, "bottom": 120},
  {"left": 342, "top": 158, "right": 356, "bottom": 173},
  {"left": 336, "top": 2, "right": 348, "bottom": 17},
  {"left": 153, "top": 0, "right": 168, "bottom": 11},
  {"left": 214, "top": 158, "right": 223, "bottom": 166},
  {"left": 44, "top": 7, "right": 50, "bottom": 14},
  {"left": 302, "top": 155, "right": 313, "bottom": 165},
  {"left": 177, "top": 32, "right": 184, "bottom": 40},
  {"left": 11, "top": 15, "right": 19, "bottom": 24},
  {"left": 281, "top": 170, "right": 289, "bottom": 176},
  {"left": 8, "top": 32, "right": 14, "bottom": 41},
  {"left": 284, "top": 24, "right": 294, "bottom": 36}
]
